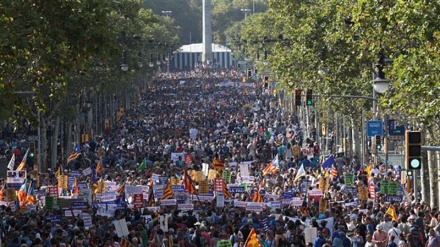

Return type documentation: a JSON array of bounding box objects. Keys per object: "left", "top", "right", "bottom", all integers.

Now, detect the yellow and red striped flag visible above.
[
  {"left": 244, "top": 228, "right": 263, "bottom": 247},
  {"left": 96, "top": 160, "right": 101, "bottom": 174},
  {"left": 386, "top": 205, "right": 398, "bottom": 221},
  {"left": 331, "top": 165, "right": 338, "bottom": 179},
  {"left": 120, "top": 237, "right": 133, "bottom": 247},
  {"left": 251, "top": 190, "right": 263, "bottom": 203},
  {"left": 222, "top": 179, "right": 231, "bottom": 199},
  {"left": 162, "top": 181, "right": 174, "bottom": 200},
  {"left": 184, "top": 170, "right": 196, "bottom": 194},
  {"left": 213, "top": 157, "right": 225, "bottom": 171}
]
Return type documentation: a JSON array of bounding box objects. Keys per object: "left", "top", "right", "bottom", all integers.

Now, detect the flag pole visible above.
[{"left": 185, "top": 167, "right": 201, "bottom": 206}]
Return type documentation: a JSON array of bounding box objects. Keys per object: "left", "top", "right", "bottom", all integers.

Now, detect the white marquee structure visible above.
[{"left": 171, "top": 43, "right": 232, "bottom": 70}]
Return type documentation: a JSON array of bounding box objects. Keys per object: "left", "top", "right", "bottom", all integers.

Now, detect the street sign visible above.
[
  {"left": 367, "top": 121, "right": 383, "bottom": 137},
  {"left": 388, "top": 120, "right": 405, "bottom": 136}
]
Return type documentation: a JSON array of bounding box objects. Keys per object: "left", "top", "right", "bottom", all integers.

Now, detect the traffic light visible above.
[
  {"left": 295, "top": 90, "right": 302, "bottom": 106},
  {"left": 254, "top": 69, "right": 258, "bottom": 77},
  {"left": 29, "top": 142, "right": 35, "bottom": 158},
  {"left": 306, "top": 89, "right": 313, "bottom": 105},
  {"left": 28, "top": 142, "right": 35, "bottom": 167},
  {"left": 264, "top": 76, "right": 269, "bottom": 88},
  {"left": 375, "top": 135, "right": 381, "bottom": 151},
  {"left": 247, "top": 69, "right": 252, "bottom": 78},
  {"left": 407, "top": 170, "right": 413, "bottom": 177},
  {"left": 405, "top": 131, "right": 422, "bottom": 170}
]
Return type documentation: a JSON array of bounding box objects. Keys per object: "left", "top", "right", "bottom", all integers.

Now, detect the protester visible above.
[{"left": 0, "top": 70, "right": 432, "bottom": 247}]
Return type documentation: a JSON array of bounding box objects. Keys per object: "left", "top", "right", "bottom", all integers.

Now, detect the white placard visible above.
[
  {"left": 202, "top": 163, "right": 210, "bottom": 177},
  {"left": 239, "top": 163, "right": 250, "bottom": 177},
  {"left": 80, "top": 213, "right": 92, "bottom": 227},
  {"left": 81, "top": 189, "right": 93, "bottom": 205},
  {"left": 266, "top": 201, "right": 281, "bottom": 209},
  {"left": 177, "top": 204, "right": 194, "bottom": 211},
  {"left": 246, "top": 202, "right": 264, "bottom": 212},
  {"left": 171, "top": 152, "right": 185, "bottom": 162},
  {"left": 234, "top": 200, "right": 248, "bottom": 208},
  {"left": 228, "top": 162, "right": 238, "bottom": 167},
  {"left": 290, "top": 197, "right": 304, "bottom": 206},
  {"left": 97, "top": 207, "right": 115, "bottom": 217},
  {"left": 82, "top": 167, "right": 92, "bottom": 176},
  {"left": 160, "top": 199, "right": 177, "bottom": 206},
  {"left": 113, "top": 219, "right": 129, "bottom": 238},
  {"left": 125, "top": 185, "right": 142, "bottom": 195},
  {"left": 304, "top": 227, "right": 318, "bottom": 244},
  {"left": 216, "top": 194, "right": 225, "bottom": 207},
  {"left": 141, "top": 215, "right": 152, "bottom": 226},
  {"left": 65, "top": 210, "right": 82, "bottom": 217},
  {"left": 96, "top": 192, "right": 117, "bottom": 202},
  {"left": 308, "top": 189, "right": 323, "bottom": 197},
  {"left": 105, "top": 181, "right": 117, "bottom": 192}
]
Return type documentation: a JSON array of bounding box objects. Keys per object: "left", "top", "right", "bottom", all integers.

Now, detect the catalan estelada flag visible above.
[
  {"left": 244, "top": 228, "right": 262, "bottom": 247},
  {"left": 262, "top": 155, "right": 279, "bottom": 176},
  {"left": 251, "top": 190, "right": 263, "bottom": 203},
  {"left": 95, "top": 160, "right": 101, "bottom": 174},
  {"left": 17, "top": 179, "right": 28, "bottom": 204},
  {"left": 184, "top": 170, "right": 196, "bottom": 194},
  {"left": 222, "top": 179, "right": 231, "bottom": 199},
  {"left": 24, "top": 182, "right": 35, "bottom": 206},
  {"left": 331, "top": 165, "right": 338, "bottom": 179},
  {"left": 258, "top": 180, "right": 265, "bottom": 191},
  {"left": 67, "top": 144, "right": 81, "bottom": 164},
  {"left": 16, "top": 149, "right": 29, "bottom": 171},
  {"left": 73, "top": 178, "right": 79, "bottom": 195},
  {"left": 162, "top": 181, "right": 173, "bottom": 200}
]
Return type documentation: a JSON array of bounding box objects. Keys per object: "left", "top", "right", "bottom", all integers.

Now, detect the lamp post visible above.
[
  {"left": 156, "top": 53, "right": 161, "bottom": 73},
  {"left": 240, "top": 8, "right": 251, "bottom": 19},
  {"left": 371, "top": 52, "right": 391, "bottom": 169},
  {"left": 120, "top": 50, "right": 128, "bottom": 72},
  {"left": 149, "top": 53, "right": 154, "bottom": 68}
]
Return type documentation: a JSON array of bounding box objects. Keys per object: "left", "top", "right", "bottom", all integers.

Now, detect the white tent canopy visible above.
[{"left": 171, "top": 43, "right": 233, "bottom": 70}]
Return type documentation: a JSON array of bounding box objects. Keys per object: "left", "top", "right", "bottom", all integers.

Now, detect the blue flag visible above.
[{"left": 321, "top": 155, "right": 335, "bottom": 169}]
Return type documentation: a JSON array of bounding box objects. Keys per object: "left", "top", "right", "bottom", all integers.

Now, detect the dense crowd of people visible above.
[{"left": 0, "top": 71, "right": 437, "bottom": 247}]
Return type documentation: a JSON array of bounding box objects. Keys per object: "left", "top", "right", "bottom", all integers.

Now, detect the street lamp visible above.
[
  {"left": 148, "top": 53, "right": 154, "bottom": 68},
  {"left": 240, "top": 8, "right": 251, "bottom": 19},
  {"left": 120, "top": 50, "right": 129, "bottom": 72},
  {"left": 161, "top": 10, "right": 172, "bottom": 17},
  {"left": 371, "top": 54, "right": 391, "bottom": 168},
  {"left": 137, "top": 51, "right": 143, "bottom": 68},
  {"left": 372, "top": 73, "right": 390, "bottom": 94}
]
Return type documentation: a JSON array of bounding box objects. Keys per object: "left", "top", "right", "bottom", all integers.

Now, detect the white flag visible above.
[
  {"left": 7, "top": 153, "right": 15, "bottom": 170},
  {"left": 294, "top": 164, "right": 307, "bottom": 182}
]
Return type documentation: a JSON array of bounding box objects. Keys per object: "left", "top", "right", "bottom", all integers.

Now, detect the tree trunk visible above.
[
  {"left": 50, "top": 115, "right": 60, "bottom": 170},
  {"left": 352, "top": 118, "right": 361, "bottom": 158},
  {"left": 421, "top": 150, "right": 429, "bottom": 203},
  {"left": 66, "top": 122, "right": 73, "bottom": 156},
  {"left": 438, "top": 152, "right": 440, "bottom": 208},
  {"left": 428, "top": 150, "right": 438, "bottom": 209},
  {"left": 40, "top": 117, "right": 48, "bottom": 172}
]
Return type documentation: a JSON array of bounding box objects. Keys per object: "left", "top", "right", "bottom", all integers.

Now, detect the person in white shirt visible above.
[
  {"left": 388, "top": 221, "right": 401, "bottom": 245},
  {"left": 382, "top": 215, "right": 393, "bottom": 232}
]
